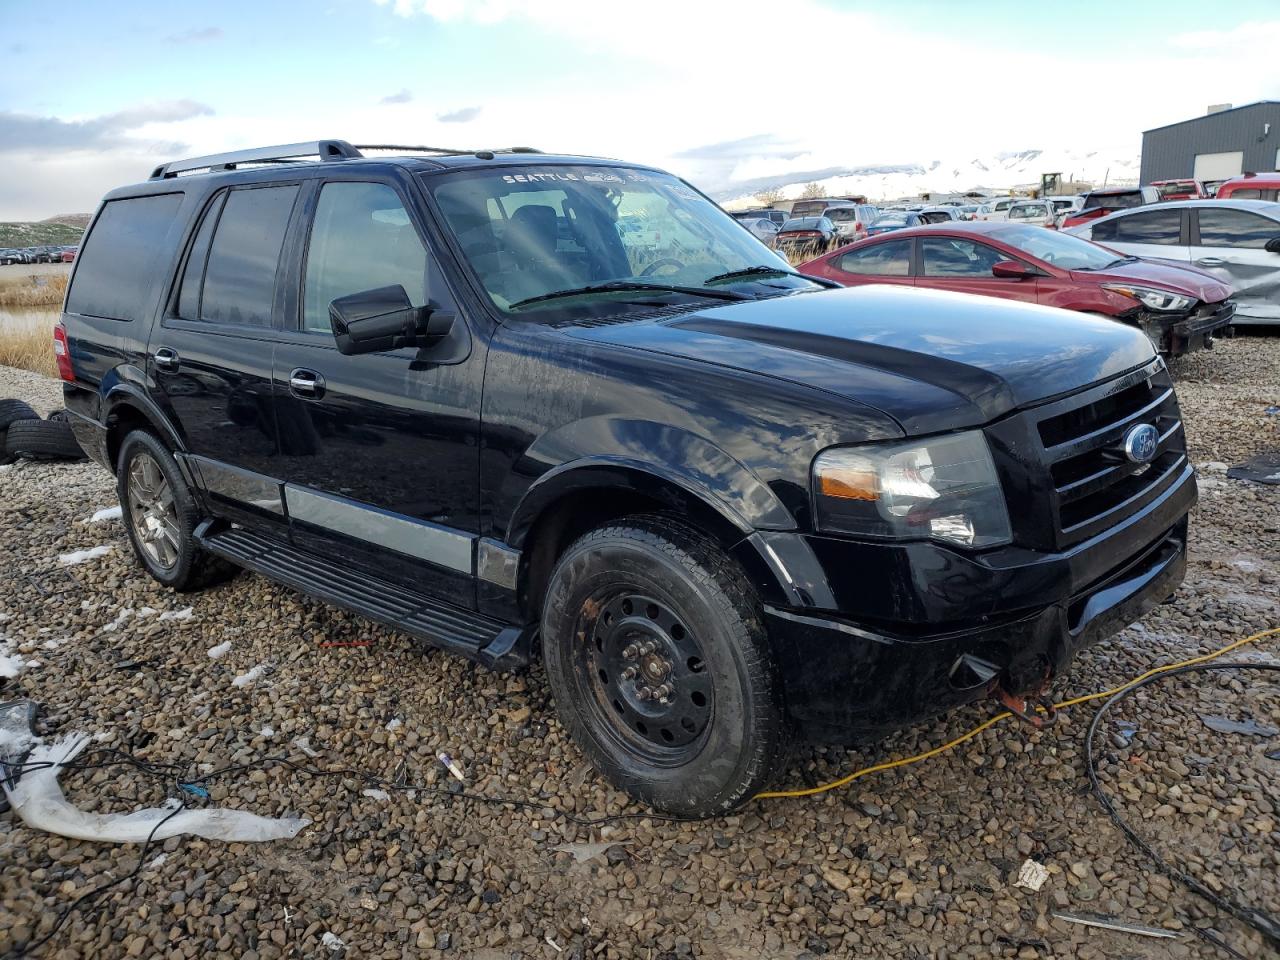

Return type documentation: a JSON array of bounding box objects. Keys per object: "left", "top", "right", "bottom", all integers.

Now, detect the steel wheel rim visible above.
[
  {"left": 126, "top": 452, "right": 180, "bottom": 570},
  {"left": 575, "top": 590, "right": 714, "bottom": 765}
]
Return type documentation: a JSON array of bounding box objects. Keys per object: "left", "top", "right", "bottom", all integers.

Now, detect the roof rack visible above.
[
  {"left": 148, "top": 140, "right": 362, "bottom": 180},
  {"left": 354, "top": 144, "right": 543, "bottom": 156}
]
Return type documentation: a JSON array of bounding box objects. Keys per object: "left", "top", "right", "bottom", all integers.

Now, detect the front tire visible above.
[
  {"left": 117, "top": 430, "right": 235, "bottom": 591},
  {"left": 542, "top": 515, "right": 789, "bottom": 816}
]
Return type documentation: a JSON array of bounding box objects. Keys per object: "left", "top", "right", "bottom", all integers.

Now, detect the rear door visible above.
[
  {"left": 822, "top": 237, "right": 914, "bottom": 287},
  {"left": 269, "top": 175, "right": 484, "bottom": 607},
  {"left": 916, "top": 236, "right": 1039, "bottom": 303},
  {"left": 149, "top": 181, "right": 302, "bottom": 530},
  {"left": 1189, "top": 207, "right": 1280, "bottom": 321},
  {"left": 1090, "top": 207, "right": 1190, "bottom": 265}
]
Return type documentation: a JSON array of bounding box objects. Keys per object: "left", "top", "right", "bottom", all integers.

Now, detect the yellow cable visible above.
[{"left": 754, "top": 625, "right": 1280, "bottom": 801}]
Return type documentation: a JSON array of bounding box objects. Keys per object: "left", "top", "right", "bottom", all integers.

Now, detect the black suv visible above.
[{"left": 59, "top": 141, "right": 1195, "bottom": 816}]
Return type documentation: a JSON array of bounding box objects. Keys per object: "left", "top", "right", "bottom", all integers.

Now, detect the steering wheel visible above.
[{"left": 640, "top": 258, "right": 685, "bottom": 277}]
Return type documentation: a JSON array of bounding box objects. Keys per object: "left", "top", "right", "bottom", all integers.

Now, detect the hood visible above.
[
  {"left": 567, "top": 285, "right": 1155, "bottom": 435},
  {"left": 1072, "top": 258, "right": 1233, "bottom": 302}
]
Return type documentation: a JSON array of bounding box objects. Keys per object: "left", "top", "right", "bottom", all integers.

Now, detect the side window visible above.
[
  {"left": 199, "top": 185, "right": 299, "bottom": 327},
  {"left": 921, "top": 238, "right": 1007, "bottom": 277},
  {"left": 1229, "top": 188, "right": 1261, "bottom": 200},
  {"left": 837, "top": 239, "right": 911, "bottom": 276},
  {"left": 303, "top": 182, "right": 429, "bottom": 333},
  {"left": 65, "top": 193, "right": 184, "bottom": 321},
  {"left": 177, "top": 192, "right": 226, "bottom": 321},
  {"left": 1197, "top": 209, "right": 1278, "bottom": 249},
  {"left": 1094, "top": 208, "right": 1181, "bottom": 245}
]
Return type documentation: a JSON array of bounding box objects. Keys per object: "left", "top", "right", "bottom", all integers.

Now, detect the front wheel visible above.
[{"left": 542, "top": 515, "right": 789, "bottom": 816}]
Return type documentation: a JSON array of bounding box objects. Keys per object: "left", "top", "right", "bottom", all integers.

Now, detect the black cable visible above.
[
  {"left": 1085, "top": 661, "right": 1280, "bottom": 953},
  {"left": 3, "top": 798, "right": 187, "bottom": 959}
]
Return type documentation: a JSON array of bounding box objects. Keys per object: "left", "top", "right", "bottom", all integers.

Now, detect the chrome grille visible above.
[{"left": 1032, "top": 359, "right": 1187, "bottom": 548}]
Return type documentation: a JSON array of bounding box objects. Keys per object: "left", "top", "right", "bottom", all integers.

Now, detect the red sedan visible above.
[{"left": 799, "top": 222, "right": 1236, "bottom": 357}]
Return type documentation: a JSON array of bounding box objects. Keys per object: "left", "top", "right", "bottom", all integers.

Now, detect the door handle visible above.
[
  {"left": 289, "top": 368, "right": 325, "bottom": 399},
  {"left": 153, "top": 347, "right": 180, "bottom": 373},
  {"left": 1195, "top": 257, "right": 1226, "bottom": 267}
]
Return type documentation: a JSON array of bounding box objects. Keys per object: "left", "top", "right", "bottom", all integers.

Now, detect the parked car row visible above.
[
  {"left": 798, "top": 219, "right": 1241, "bottom": 357},
  {"left": 0, "top": 244, "right": 78, "bottom": 265}
]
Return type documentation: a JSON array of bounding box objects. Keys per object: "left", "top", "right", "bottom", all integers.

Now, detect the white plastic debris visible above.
[
  {"left": 2, "top": 733, "right": 310, "bottom": 844},
  {"left": 58, "top": 545, "right": 112, "bottom": 566},
  {"left": 207, "top": 641, "right": 233, "bottom": 660},
  {"left": 1014, "top": 858, "right": 1050, "bottom": 892},
  {"left": 87, "top": 505, "right": 123, "bottom": 523},
  {"left": 292, "top": 736, "right": 320, "bottom": 758},
  {"left": 361, "top": 788, "right": 390, "bottom": 801},
  {"left": 232, "top": 664, "right": 269, "bottom": 687}
]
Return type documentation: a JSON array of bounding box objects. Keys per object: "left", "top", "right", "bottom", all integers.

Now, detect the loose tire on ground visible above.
[
  {"left": 541, "top": 513, "right": 790, "bottom": 817},
  {"left": 3, "top": 416, "right": 86, "bottom": 461},
  {"left": 116, "top": 429, "right": 237, "bottom": 591},
  {"left": 0, "top": 398, "right": 38, "bottom": 465}
]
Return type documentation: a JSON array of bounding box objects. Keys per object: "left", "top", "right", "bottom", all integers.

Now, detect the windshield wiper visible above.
[
  {"left": 703, "top": 265, "right": 798, "bottom": 285},
  {"left": 509, "top": 281, "right": 749, "bottom": 310},
  {"left": 704, "top": 264, "right": 841, "bottom": 289}
]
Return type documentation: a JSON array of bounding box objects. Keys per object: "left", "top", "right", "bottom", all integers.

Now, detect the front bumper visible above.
[
  {"left": 1136, "top": 300, "right": 1234, "bottom": 358},
  {"left": 762, "top": 468, "right": 1194, "bottom": 743}
]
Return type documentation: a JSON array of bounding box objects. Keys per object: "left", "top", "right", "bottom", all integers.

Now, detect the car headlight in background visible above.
[
  {"left": 812, "top": 431, "right": 1012, "bottom": 548},
  {"left": 1101, "top": 283, "right": 1195, "bottom": 313}
]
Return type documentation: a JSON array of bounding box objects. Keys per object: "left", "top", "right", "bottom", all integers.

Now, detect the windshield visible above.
[
  {"left": 873, "top": 214, "right": 908, "bottom": 226},
  {"left": 781, "top": 217, "right": 826, "bottom": 231},
  {"left": 428, "top": 165, "right": 818, "bottom": 314},
  {"left": 825, "top": 208, "right": 858, "bottom": 221},
  {"left": 997, "top": 224, "right": 1125, "bottom": 270},
  {"left": 1155, "top": 181, "right": 1194, "bottom": 198},
  {"left": 1008, "top": 204, "right": 1047, "bottom": 220},
  {"left": 1084, "top": 190, "right": 1144, "bottom": 211}
]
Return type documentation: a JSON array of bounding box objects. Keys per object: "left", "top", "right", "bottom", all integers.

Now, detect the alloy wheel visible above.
[{"left": 126, "top": 451, "right": 181, "bottom": 570}]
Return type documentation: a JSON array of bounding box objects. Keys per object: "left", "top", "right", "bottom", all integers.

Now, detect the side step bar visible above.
[{"left": 196, "top": 523, "right": 532, "bottom": 671}]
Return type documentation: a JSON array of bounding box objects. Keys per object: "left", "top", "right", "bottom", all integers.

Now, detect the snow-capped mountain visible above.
[{"left": 713, "top": 146, "right": 1140, "bottom": 206}]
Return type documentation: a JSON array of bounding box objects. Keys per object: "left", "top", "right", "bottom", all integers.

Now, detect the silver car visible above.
[
  {"left": 739, "top": 217, "right": 781, "bottom": 244},
  {"left": 1066, "top": 199, "right": 1280, "bottom": 324}
]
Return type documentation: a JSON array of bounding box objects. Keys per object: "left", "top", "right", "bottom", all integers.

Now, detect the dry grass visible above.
[
  {"left": 0, "top": 271, "right": 68, "bottom": 308},
  {"left": 0, "top": 323, "right": 57, "bottom": 378}
]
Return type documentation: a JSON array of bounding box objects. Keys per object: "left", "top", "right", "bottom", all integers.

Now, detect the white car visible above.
[
  {"left": 1046, "top": 195, "right": 1084, "bottom": 227},
  {"left": 1066, "top": 198, "right": 1280, "bottom": 323},
  {"left": 1006, "top": 200, "right": 1057, "bottom": 228},
  {"left": 739, "top": 217, "right": 781, "bottom": 244},
  {"left": 978, "top": 197, "right": 1019, "bottom": 221}
]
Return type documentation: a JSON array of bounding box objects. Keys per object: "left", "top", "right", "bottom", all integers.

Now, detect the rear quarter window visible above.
[{"left": 65, "top": 193, "right": 184, "bottom": 321}]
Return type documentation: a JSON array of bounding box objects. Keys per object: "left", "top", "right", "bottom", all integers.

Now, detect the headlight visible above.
[
  {"left": 812, "top": 431, "right": 1012, "bottom": 548},
  {"left": 1101, "top": 283, "right": 1194, "bottom": 312}
]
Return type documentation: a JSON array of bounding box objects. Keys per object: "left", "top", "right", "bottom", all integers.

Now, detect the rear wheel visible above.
[
  {"left": 542, "top": 515, "right": 788, "bottom": 816},
  {"left": 117, "top": 430, "right": 235, "bottom": 591}
]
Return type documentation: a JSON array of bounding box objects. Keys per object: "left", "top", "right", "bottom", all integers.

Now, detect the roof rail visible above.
[
  {"left": 353, "top": 144, "right": 543, "bottom": 157},
  {"left": 148, "top": 140, "right": 362, "bottom": 180}
]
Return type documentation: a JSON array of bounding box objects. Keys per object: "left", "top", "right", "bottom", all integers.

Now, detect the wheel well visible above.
[
  {"left": 518, "top": 482, "right": 746, "bottom": 622},
  {"left": 105, "top": 404, "right": 159, "bottom": 473}
]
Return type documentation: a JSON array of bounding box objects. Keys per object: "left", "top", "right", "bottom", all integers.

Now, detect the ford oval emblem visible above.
[{"left": 1123, "top": 423, "right": 1159, "bottom": 464}]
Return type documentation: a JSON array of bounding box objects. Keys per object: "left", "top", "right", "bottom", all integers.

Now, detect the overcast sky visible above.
[{"left": 2, "top": 0, "right": 1278, "bottom": 219}]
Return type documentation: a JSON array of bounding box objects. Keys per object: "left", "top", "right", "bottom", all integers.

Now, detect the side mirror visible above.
[
  {"left": 329, "top": 285, "right": 454, "bottom": 356},
  {"left": 1265, "top": 237, "right": 1280, "bottom": 254},
  {"left": 992, "top": 259, "right": 1035, "bottom": 280}
]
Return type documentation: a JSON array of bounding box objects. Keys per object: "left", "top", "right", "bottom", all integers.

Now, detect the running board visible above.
[{"left": 195, "top": 524, "right": 531, "bottom": 671}]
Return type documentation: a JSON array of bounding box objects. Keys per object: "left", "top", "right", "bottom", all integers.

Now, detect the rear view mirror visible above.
[
  {"left": 992, "top": 260, "right": 1035, "bottom": 280},
  {"left": 1266, "top": 237, "right": 1280, "bottom": 254},
  {"left": 329, "top": 285, "right": 454, "bottom": 355}
]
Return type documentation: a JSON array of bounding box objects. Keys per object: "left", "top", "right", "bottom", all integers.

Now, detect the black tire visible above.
[
  {"left": 3, "top": 417, "right": 85, "bottom": 461},
  {"left": 0, "top": 399, "right": 37, "bottom": 431},
  {"left": 542, "top": 514, "right": 789, "bottom": 816},
  {"left": 116, "top": 429, "right": 236, "bottom": 591}
]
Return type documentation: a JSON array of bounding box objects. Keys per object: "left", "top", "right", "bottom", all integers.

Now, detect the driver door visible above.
[{"left": 269, "top": 176, "right": 484, "bottom": 607}]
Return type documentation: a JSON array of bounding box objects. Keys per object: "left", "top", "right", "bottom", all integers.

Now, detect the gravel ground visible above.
[{"left": 1, "top": 334, "right": 1278, "bottom": 959}]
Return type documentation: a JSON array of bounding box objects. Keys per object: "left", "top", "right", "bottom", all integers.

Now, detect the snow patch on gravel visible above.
[
  {"left": 207, "top": 640, "right": 232, "bottom": 659},
  {"left": 321, "top": 932, "right": 345, "bottom": 951},
  {"left": 385, "top": 718, "right": 402, "bottom": 731},
  {"left": 87, "top": 505, "right": 122, "bottom": 523},
  {"left": 0, "top": 637, "right": 33, "bottom": 679},
  {"left": 58, "top": 545, "right": 112, "bottom": 565},
  {"left": 102, "top": 608, "right": 134, "bottom": 632},
  {"left": 160, "top": 607, "right": 194, "bottom": 622},
  {"left": 231, "top": 663, "right": 269, "bottom": 687},
  {"left": 361, "top": 788, "right": 390, "bottom": 801}
]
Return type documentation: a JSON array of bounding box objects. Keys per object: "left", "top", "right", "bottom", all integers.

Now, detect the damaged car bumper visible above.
[{"left": 1133, "top": 299, "right": 1235, "bottom": 358}]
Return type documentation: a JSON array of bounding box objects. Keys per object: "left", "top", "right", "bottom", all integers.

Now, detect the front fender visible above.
[{"left": 503, "top": 417, "right": 796, "bottom": 548}]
